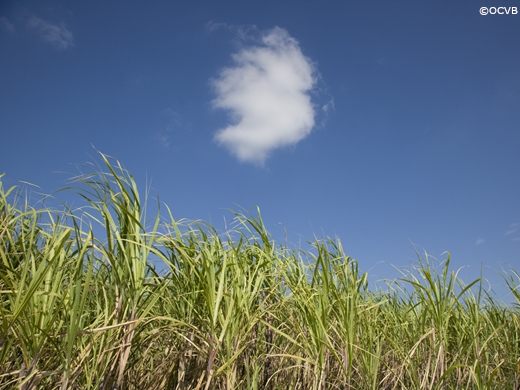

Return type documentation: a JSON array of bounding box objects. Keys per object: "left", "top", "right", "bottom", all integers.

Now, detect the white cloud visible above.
[
  {"left": 28, "top": 16, "right": 74, "bottom": 50},
  {"left": 505, "top": 223, "right": 519, "bottom": 236},
  {"left": 212, "top": 27, "right": 317, "bottom": 165},
  {"left": 0, "top": 16, "right": 15, "bottom": 32},
  {"left": 206, "top": 21, "right": 231, "bottom": 33},
  {"left": 155, "top": 109, "right": 190, "bottom": 148},
  {"left": 322, "top": 98, "right": 335, "bottom": 114},
  {"left": 475, "top": 237, "right": 485, "bottom": 245},
  {"left": 155, "top": 133, "right": 170, "bottom": 148}
]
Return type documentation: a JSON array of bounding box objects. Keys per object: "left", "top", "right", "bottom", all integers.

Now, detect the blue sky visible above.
[{"left": 1, "top": 1, "right": 519, "bottom": 299}]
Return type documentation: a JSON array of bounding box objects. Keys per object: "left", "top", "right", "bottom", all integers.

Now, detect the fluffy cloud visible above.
[
  {"left": 212, "top": 27, "right": 317, "bottom": 165},
  {"left": 28, "top": 16, "right": 74, "bottom": 50}
]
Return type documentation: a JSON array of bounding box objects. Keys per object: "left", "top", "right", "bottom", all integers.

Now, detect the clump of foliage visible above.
[{"left": 1, "top": 154, "right": 519, "bottom": 389}]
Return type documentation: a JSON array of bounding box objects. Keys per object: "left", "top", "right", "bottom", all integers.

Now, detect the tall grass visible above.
[{"left": 0, "top": 155, "right": 519, "bottom": 389}]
